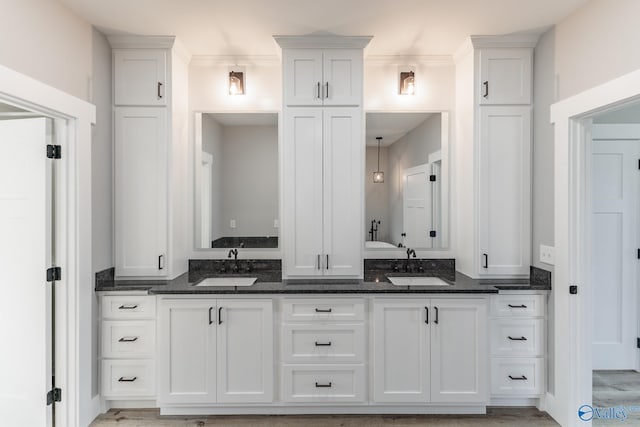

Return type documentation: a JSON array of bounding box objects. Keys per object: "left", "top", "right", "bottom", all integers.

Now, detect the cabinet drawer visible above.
[
  {"left": 490, "top": 319, "right": 544, "bottom": 357},
  {"left": 282, "top": 324, "right": 365, "bottom": 364},
  {"left": 102, "top": 321, "right": 155, "bottom": 359},
  {"left": 282, "top": 365, "right": 365, "bottom": 403},
  {"left": 101, "top": 359, "right": 155, "bottom": 398},
  {"left": 490, "top": 358, "right": 544, "bottom": 396},
  {"left": 283, "top": 298, "right": 365, "bottom": 322},
  {"left": 102, "top": 295, "right": 156, "bottom": 320},
  {"left": 490, "top": 294, "right": 545, "bottom": 317}
]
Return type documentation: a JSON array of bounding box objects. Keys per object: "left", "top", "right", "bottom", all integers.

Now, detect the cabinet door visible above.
[
  {"left": 373, "top": 299, "right": 430, "bottom": 402},
  {"left": 478, "top": 48, "right": 532, "bottom": 105},
  {"left": 323, "top": 108, "right": 362, "bottom": 276},
  {"left": 430, "top": 299, "right": 487, "bottom": 403},
  {"left": 114, "top": 107, "right": 168, "bottom": 277},
  {"left": 158, "top": 299, "right": 217, "bottom": 405},
  {"left": 114, "top": 49, "right": 167, "bottom": 106},
  {"left": 322, "top": 49, "right": 362, "bottom": 106},
  {"left": 216, "top": 299, "right": 273, "bottom": 403},
  {"left": 283, "top": 49, "right": 323, "bottom": 106},
  {"left": 283, "top": 108, "right": 324, "bottom": 276},
  {"left": 478, "top": 106, "right": 531, "bottom": 276}
]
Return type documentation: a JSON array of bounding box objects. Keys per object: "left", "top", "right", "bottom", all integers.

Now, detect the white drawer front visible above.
[
  {"left": 283, "top": 298, "right": 365, "bottom": 322},
  {"left": 490, "top": 294, "right": 545, "bottom": 317},
  {"left": 282, "top": 365, "right": 365, "bottom": 403},
  {"left": 102, "top": 295, "right": 156, "bottom": 320},
  {"left": 102, "top": 359, "right": 155, "bottom": 398},
  {"left": 491, "top": 358, "right": 544, "bottom": 396},
  {"left": 490, "top": 319, "right": 544, "bottom": 357},
  {"left": 102, "top": 321, "right": 155, "bottom": 359},
  {"left": 283, "top": 324, "right": 365, "bottom": 364}
]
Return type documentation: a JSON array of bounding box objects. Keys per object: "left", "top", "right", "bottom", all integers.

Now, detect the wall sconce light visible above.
[
  {"left": 373, "top": 137, "right": 384, "bottom": 183},
  {"left": 399, "top": 70, "right": 415, "bottom": 95},
  {"left": 229, "top": 71, "right": 245, "bottom": 95}
]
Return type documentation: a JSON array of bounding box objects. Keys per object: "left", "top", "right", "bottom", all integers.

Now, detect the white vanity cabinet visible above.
[
  {"left": 109, "top": 36, "right": 189, "bottom": 279},
  {"left": 282, "top": 49, "right": 362, "bottom": 107},
  {"left": 283, "top": 108, "right": 362, "bottom": 277},
  {"left": 478, "top": 48, "right": 532, "bottom": 105},
  {"left": 372, "top": 298, "right": 487, "bottom": 403},
  {"left": 456, "top": 35, "right": 536, "bottom": 278},
  {"left": 114, "top": 49, "right": 167, "bottom": 106},
  {"left": 157, "top": 298, "right": 274, "bottom": 406}
]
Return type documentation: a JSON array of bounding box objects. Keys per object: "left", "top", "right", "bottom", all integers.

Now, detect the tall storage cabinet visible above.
[
  {"left": 456, "top": 35, "right": 537, "bottom": 278},
  {"left": 276, "top": 35, "right": 371, "bottom": 278},
  {"left": 109, "top": 36, "right": 190, "bottom": 279}
]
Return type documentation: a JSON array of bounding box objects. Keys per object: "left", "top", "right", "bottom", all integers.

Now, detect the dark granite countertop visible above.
[{"left": 95, "top": 271, "right": 551, "bottom": 295}]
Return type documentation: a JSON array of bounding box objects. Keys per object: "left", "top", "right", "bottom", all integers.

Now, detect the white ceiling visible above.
[
  {"left": 60, "top": 0, "right": 587, "bottom": 56},
  {"left": 366, "top": 112, "right": 433, "bottom": 146}
]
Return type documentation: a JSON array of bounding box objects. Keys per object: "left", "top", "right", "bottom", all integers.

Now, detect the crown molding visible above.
[
  {"left": 189, "top": 55, "right": 280, "bottom": 67},
  {"left": 107, "top": 35, "right": 176, "bottom": 49},
  {"left": 470, "top": 33, "right": 541, "bottom": 49},
  {"left": 273, "top": 34, "right": 373, "bottom": 49},
  {"left": 453, "top": 37, "right": 474, "bottom": 63},
  {"left": 365, "top": 55, "right": 453, "bottom": 67}
]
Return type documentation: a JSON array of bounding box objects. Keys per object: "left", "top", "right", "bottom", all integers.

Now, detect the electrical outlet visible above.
[
  {"left": 274, "top": 219, "right": 279, "bottom": 228},
  {"left": 230, "top": 219, "right": 236, "bottom": 229},
  {"left": 540, "top": 245, "right": 555, "bottom": 265}
]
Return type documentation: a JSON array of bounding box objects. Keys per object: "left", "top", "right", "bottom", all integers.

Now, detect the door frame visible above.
[
  {"left": 549, "top": 68, "right": 640, "bottom": 426},
  {"left": 0, "top": 65, "right": 96, "bottom": 426}
]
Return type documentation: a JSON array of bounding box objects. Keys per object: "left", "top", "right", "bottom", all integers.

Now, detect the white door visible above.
[
  {"left": 200, "top": 152, "right": 213, "bottom": 248},
  {"left": 283, "top": 108, "right": 323, "bottom": 276},
  {"left": 430, "top": 299, "right": 487, "bottom": 403},
  {"left": 158, "top": 299, "right": 217, "bottom": 405},
  {"left": 216, "top": 299, "right": 273, "bottom": 403},
  {"left": 403, "top": 164, "right": 431, "bottom": 249},
  {"left": 323, "top": 108, "right": 362, "bottom": 276},
  {"left": 478, "top": 48, "right": 532, "bottom": 105},
  {"left": 373, "top": 299, "right": 430, "bottom": 402},
  {"left": 323, "top": 49, "right": 362, "bottom": 106},
  {"left": 283, "top": 49, "right": 323, "bottom": 106},
  {"left": 478, "top": 106, "right": 531, "bottom": 276},
  {"left": 0, "top": 117, "right": 53, "bottom": 426},
  {"left": 592, "top": 139, "right": 639, "bottom": 369},
  {"left": 114, "top": 49, "right": 167, "bottom": 106},
  {"left": 115, "top": 107, "right": 167, "bottom": 277}
]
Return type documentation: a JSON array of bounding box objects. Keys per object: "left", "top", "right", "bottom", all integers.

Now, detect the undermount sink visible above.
[
  {"left": 387, "top": 276, "right": 451, "bottom": 287},
  {"left": 195, "top": 277, "right": 257, "bottom": 287}
]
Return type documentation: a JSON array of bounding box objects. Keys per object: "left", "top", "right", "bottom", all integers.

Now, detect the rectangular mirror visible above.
[
  {"left": 365, "top": 112, "right": 449, "bottom": 251},
  {"left": 194, "top": 112, "right": 279, "bottom": 249}
]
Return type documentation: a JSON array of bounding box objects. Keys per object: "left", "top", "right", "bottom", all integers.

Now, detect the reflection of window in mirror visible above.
[
  {"left": 195, "top": 113, "right": 279, "bottom": 250},
  {"left": 365, "top": 112, "right": 448, "bottom": 250}
]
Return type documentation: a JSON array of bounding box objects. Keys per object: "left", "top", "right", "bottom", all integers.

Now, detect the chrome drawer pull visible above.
[
  {"left": 508, "top": 375, "right": 527, "bottom": 381},
  {"left": 507, "top": 304, "right": 527, "bottom": 309},
  {"left": 118, "top": 336, "right": 139, "bottom": 343},
  {"left": 507, "top": 336, "right": 527, "bottom": 341},
  {"left": 315, "top": 382, "right": 332, "bottom": 388},
  {"left": 118, "top": 304, "right": 138, "bottom": 310},
  {"left": 315, "top": 308, "right": 332, "bottom": 313},
  {"left": 315, "top": 341, "right": 332, "bottom": 347},
  {"left": 118, "top": 376, "right": 137, "bottom": 382}
]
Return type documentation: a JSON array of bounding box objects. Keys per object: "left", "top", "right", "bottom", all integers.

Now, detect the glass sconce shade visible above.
[
  {"left": 400, "top": 71, "right": 415, "bottom": 95},
  {"left": 229, "top": 71, "right": 244, "bottom": 95}
]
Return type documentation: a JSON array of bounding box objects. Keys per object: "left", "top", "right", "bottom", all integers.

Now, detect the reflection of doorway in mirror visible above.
[
  {"left": 200, "top": 152, "right": 213, "bottom": 248},
  {"left": 429, "top": 151, "right": 442, "bottom": 248},
  {"left": 403, "top": 164, "right": 431, "bottom": 248}
]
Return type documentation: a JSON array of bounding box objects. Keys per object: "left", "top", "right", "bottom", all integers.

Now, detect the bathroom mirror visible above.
[
  {"left": 365, "top": 112, "right": 449, "bottom": 251},
  {"left": 194, "top": 112, "right": 279, "bottom": 249}
]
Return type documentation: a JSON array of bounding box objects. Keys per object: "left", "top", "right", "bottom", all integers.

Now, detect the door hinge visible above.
[
  {"left": 569, "top": 285, "right": 578, "bottom": 295},
  {"left": 429, "top": 174, "right": 437, "bottom": 182},
  {"left": 46, "top": 144, "right": 61, "bottom": 159},
  {"left": 46, "top": 388, "right": 61, "bottom": 405},
  {"left": 46, "top": 267, "right": 61, "bottom": 282},
  {"left": 637, "top": 337, "right": 640, "bottom": 349},
  {"left": 637, "top": 249, "right": 640, "bottom": 259},
  {"left": 429, "top": 230, "right": 437, "bottom": 238}
]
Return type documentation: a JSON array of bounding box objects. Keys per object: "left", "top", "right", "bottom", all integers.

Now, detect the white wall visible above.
[
  {"left": 220, "top": 125, "right": 279, "bottom": 237},
  {"left": 555, "top": 0, "right": 640, "bottom": 100},
  {"left": 0, "top": 0, "right": 93, "bottom": 100}
]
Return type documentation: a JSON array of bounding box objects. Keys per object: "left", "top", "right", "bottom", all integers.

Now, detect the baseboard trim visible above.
[{"left": 160, "top": 405, "right": 487, "bottom": 416}]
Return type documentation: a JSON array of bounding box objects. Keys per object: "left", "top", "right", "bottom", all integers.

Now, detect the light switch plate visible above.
[
  {"left": 230, "top": 219, "right": 236, "bottom": 229},
  {"left": 273, "top": 219, "right": 279, "bottom": 228},
  {"left": 540, "top": 244, "right": 555, "bottom": 265}
]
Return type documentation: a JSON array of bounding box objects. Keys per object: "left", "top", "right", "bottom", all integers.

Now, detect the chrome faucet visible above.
[
  {"left": 405, "top": 248, "right": 416, "bottom": 272},
  {"left": 228, "top": 249, "right": 238, "bottom": 260}
]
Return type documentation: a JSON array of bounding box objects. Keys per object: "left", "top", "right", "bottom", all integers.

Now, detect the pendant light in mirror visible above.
[{"left": 373, "top": 136, "right": 384, "bottom": 183}]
